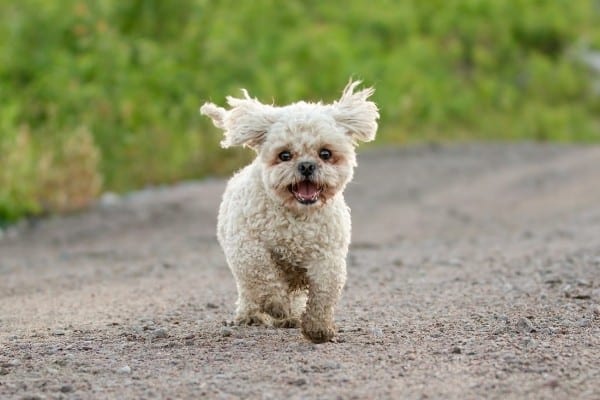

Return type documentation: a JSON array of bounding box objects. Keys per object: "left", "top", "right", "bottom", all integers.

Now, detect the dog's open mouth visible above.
[{"left": 289, "top": 180, "right": 322, "bottom": 205}]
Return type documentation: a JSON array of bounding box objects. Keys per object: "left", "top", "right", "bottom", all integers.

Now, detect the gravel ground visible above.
[{"left": 1, "top": 143, "right": 599, "bottom": 399}]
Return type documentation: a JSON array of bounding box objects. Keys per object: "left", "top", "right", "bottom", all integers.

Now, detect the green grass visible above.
[{"left": 1, "top": 0, "right": 600, "bottom": 222}]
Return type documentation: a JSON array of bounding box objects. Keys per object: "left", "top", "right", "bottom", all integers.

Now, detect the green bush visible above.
[
  {"left": 0, "top": 126, "right": 40, "bottom": 222},
  {"left": 1, "top": 0, "right": 599, "bottom": 222}
]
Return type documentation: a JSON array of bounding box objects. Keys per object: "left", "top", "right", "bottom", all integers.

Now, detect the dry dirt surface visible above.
[{"left": 1, "top": 143, "right": 600, "bottom": 400}]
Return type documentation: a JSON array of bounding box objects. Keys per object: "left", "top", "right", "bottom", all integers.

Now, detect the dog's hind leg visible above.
[
  {"left": 226, "top": 243, "right": 291, "bottom": 327},
  {"left": 272, "top": 290, "right": 307, "bottom": 328}
]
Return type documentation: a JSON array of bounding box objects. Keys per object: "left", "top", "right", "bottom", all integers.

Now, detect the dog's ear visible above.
[
  {"left": 330, "top": 80, "right": 379, "bottom": 144},
  {"left": 200, "top": 90, "right": 276, "bottom": 149}
]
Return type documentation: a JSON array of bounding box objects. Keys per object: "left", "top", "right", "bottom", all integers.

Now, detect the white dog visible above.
[{"left": 200, "top": 81, "right": 378, "bottom": 343}]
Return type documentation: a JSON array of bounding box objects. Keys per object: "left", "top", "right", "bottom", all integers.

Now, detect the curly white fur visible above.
[{"left": 200, "top": 81, "right": 378, "bottom": 343}]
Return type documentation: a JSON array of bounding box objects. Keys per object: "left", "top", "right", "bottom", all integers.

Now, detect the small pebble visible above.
[
  {"left": 152, "top": 328, "right": 168, "bottom": 339},
  {"left": 54, "top": 359, "right": 68, "bottom": 367},
  {"left": 52, "top": 330, "right": 66, "bottom": 336},
  {"left": 560, "top": 319, "right": 573, "bottom": 328},
  {"left": 321, "top": 361, "right": 340, "bottom": 370},
  {"left": 577, "top": 318, "right": 591, "bottom": 327},
  {"left": 571, "top": 292, "right": 592, "bottom": 300},
  {"left": 451, "top": 346, "right": 462, "bottom": 354},
  {"left": 80, "top": 341, "right": 93, "bottom": 350},
  {"left": 543, "top": 377, "right": 560, "bottom": 389},
  {"left": 576, "top": 279, "right": 592, "bottom": 287},
  {"left": 543, "top": 277, "right": 562, "bottom": 285},
  {"left": 288, "top": 378, "right": 307, "bottom": 386},
  {"left": 370, "top": 327, "right": 384, "bottom": 337},
  {"left": 117, "top": 365, "right": 131, "bottom": 374},
  {"left": 162, "top": 261, "right": 175, "bottom": 269},
  {"left": 132, "top": 325, "right": 144, "bottom": 334},
  {"left": 206, "top": 302, "right": 219, "bottom": 309},
  {"left": 142, "top": 324, "right": 155, "bottom": 331},
  {"left": 60, "top": 384, "right": 74, "bottom": 393},
  {"left": 516, "top": 317, "right": 536, "bottom": 333},
  {"left": 521, "top": 337, "right": 536, "bottom": 349},
  {"left": 220, "top": 327, "right": 233, "bottom": 337},
  {"left": 496, "top": 314, "right": 509, "bottom": 323}
]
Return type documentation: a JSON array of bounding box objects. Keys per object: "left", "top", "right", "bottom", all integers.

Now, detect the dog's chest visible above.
[
  {"left": 267, "top": 218, "right": 322, "bottom": 260},
  {"left": 262, "top": 207, "right": 349, "bottom": 267}
]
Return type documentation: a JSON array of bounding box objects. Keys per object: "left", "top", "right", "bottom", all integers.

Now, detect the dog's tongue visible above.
[{"left": 297, "top": 181, "right": 319, "bottom": 199}]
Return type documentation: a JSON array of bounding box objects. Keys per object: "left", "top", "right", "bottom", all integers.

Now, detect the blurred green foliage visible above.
[{"left": 1, "top": 0, "right": 600, "bottom": 222}]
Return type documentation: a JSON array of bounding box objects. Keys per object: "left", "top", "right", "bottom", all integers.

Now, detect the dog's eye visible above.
[
  {"left": 278, "top": 151, "right": 292, "bottom": 162},
  {"left": 319, "top": 149, "right": 332, "bottom": 161}
]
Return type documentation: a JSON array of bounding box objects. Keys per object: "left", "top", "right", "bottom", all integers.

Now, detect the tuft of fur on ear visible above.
[
  {"left": 330, "top": 80, "right": 379, "bottom": 143},
  {"left": 199, "top": 103, "right": 227, "bottom": 129},
  {"left": 200, "top": 90, "right": 276, "bottom": 149}
]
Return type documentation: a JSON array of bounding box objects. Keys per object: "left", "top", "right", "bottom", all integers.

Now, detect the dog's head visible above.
[{"left": 200, "top": 81, "right": 379, "bottom": 211}]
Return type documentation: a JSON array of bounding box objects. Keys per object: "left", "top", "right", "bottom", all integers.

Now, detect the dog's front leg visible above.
[{"left": 301, "top": 259, "right": 347, "bottom": 343}]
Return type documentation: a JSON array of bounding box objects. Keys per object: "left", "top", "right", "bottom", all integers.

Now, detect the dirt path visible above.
[{"left": 1, "top": 143, "right": 599, "bottom": 399}]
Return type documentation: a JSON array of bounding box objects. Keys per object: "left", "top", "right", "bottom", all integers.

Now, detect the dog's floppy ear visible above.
[
  {"left": 200, "top": 90, "right": 276, "bottom": 149},
  {"left": 330, "top": 80, "right": 379, "bottom": 143}
]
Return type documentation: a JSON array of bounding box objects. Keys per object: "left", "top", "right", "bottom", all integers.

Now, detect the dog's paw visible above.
[
  {"left": 301, "top": 315, "right": 336, "bottom": 343},
  {"left": 263, "top": 300, "right": 290, "bottom": 320},
  {"left": 273, "top": 317, "right": 301, "bottom": 329},
  {"left": 234, "top": 312, "right": 270, "bottom": 326}
]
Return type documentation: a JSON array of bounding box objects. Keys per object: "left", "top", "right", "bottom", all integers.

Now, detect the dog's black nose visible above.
[{"left": 298, "top": 161, "right": 316, "bottom": 177}]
